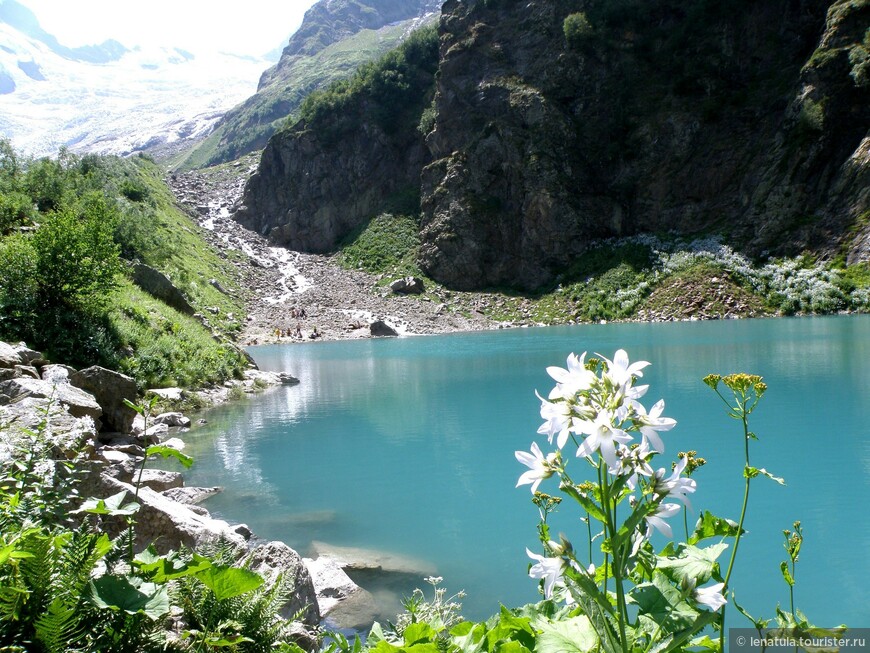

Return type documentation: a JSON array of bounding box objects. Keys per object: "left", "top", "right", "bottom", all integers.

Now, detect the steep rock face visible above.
[
  {"left": 235, "top": 124, "right": 427, "bottom": 251},
  {"left": 419, "top": 0, "right": 869, "bottom": 290},
  {"left": 234, "top": 28, "right": 439, "bottom": 252}
]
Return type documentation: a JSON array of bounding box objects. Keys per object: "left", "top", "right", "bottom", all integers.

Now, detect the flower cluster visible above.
[{"left": 516, "top": 349, "right": 726, "bottom": 614}]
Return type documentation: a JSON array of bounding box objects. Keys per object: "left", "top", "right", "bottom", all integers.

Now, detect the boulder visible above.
[
  {"left": 14, "top": 365, "right": 40, "bottom": 379},
  {"left": 243, "top": 369, "right": 282, "bottom": 386},
  {"left": 389, "top": 277, "right": 425, "bottom": 295},
  {"left": 246, "top": 541, "right": 320, "bottom": 624},
  {"left": 304, "top": 556, "right": 381, "bottom": 630},
  {"left": 0, "top": 342, "right": 20, "bottom": 368},
  {"left": 154, "top": 412, "right": 191, "bottom": 428},
  {"left": 144, "top": 423, "right": 169, "bottom": 441},
  {"left": 132, "top": 263, "right": 195, "bottom": 315},
  {"left": 0, "top": 377, "right": 102, "bottom": 427},
  {"left": 136, "top": 469, "right": 184, "bottom": 492},
  {"left": 370, "top": 320, "right": 398, "bottom": 337},
  {"left": 309, "top": 541, "right": 437, "bottom": 576},
  {"left": 12, "top": 343, "right": 42, "bottom": 366},
  {"left": 0, "top": 368, "right": 20, "bottom": 381},
  {"left": 0, "top": 396, "right": 97, "bottom": 464},
  {"left": 279, "top": 372, "right": 300, "bottom": 385},
  {"left": 97, "top": 476, "right": 246, "bottom": 554},
  {"left": 70, "top": 366, "right": 137, "bottom": 433}
]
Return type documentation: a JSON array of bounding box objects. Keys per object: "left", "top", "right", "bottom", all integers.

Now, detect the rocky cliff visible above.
[
  {"left": 236, "top": 0, "right": 869, "bottom": 291},
  {"left": 234, "top": 26, "right": 439, "bottom": 252}
]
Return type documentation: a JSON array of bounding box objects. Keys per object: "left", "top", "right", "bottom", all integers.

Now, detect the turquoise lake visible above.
[{"left": 174, "top": 315, "right": 869, "bottom": 628}]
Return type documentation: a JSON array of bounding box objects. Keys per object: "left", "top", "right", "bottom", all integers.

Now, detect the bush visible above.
[{"left": 563, "top": 12, "right": 594, "bottom": 47}]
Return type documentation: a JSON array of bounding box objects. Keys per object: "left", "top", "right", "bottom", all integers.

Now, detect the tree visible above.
[{"left": 30, "top": 192, "right": 123, "bottom": 312}]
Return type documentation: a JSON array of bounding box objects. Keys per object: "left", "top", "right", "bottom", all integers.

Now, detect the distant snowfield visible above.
[{"left": 0, "top": 23, "right": 265, "bottom": 157}]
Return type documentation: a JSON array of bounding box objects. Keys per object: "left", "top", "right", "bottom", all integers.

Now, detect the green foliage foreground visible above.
[
  {"left": 0, "top": 399, "right": 305, "bottom": 652},
  {"left": 321, "top": 351, "right": 850, "bottom": 653},
  {"left": 0, "top": 141, "right": 247, "bottom": 388}
]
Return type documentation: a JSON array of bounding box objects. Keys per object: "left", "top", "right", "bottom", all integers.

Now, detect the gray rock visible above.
[
  {"left": 136, "top": 468, "right": 184, "bottom": 492},
  {"left": 144, "top": 423, "right": 169, "bottom": 441},
  {"left": 162, "top": 486, "right": 222, "bottom": 505},
  {"left": 304, "top": 556, "right": 380, "bottom": 630},
  {"left": 0, "top": 396, "right": 97, "bottom": 464},
  {"left": 14, "top": 365, "right": 40, "bottom": 379},
  {"left": 0, "top": 342, "right": 20, "bottom": 368},
  {"left": 389, "top": 277, "right": 425, "bottom": 295},
  {"left": 0, "top": 368, "right": 20, "bottom": 381},
  {"left": 370, "top": 320, "right": 398, "bottom": 337},
  {"left": 132, "top": 263, "right": 195, "bottom": 315},
  {"left": 279, "top": 372, "right": 300, "bottom": 385},
  {"left": 154, "top": 412, "right": 191, "bottom": 428},
  {"left": 233, "top": 523, "right": 253, "bottom": 540},
  {"left": 0, "top": 377, "right": 102, "bottom": 427},
  {"left": 97, "top": 476, "right": 246, "bottom": 554},
  {"left": 309, "top": 541, "right": 436, "bottom": 576},
  {"left": 12, "top": 343, "right": 42, "bottom": 365},
  {"left": 70, "top": 366, "right": 137, "bottom": 433},
  {"left": 247, "top": 541, "right": 320, "bottom": 625}
]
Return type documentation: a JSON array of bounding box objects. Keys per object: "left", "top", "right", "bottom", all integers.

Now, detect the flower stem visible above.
[
  {"left": 720, "top": 400, "right": 752, "bottom": 653},
  {"left": 600, "top": 459, "right": 629, "bottom": 653}
]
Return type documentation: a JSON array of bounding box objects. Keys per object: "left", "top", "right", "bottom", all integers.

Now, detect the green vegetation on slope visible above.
[
  {"left": 175, "top": 22, "right": 421, "bottom": 171},
  {"left": 335, "top": 212, "right": 423, "bottom": 278},
  {"left": 295, "top": 25, "right": 440, "bottom": 142},
  {"left": 0, "top": 140, "right": 247, "bottom": 389}
]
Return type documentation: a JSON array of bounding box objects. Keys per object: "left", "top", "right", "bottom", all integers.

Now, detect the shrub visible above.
[{"left": 563, "top": 12, "right": 594, "bottom": 47}]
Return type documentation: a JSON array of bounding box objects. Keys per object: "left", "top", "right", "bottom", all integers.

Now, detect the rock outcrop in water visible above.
[{"left": 235, "top": 0, "right": 870, "bottom": 291}]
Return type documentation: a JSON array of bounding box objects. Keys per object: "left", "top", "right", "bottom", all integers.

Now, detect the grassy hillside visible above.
[
  {"left": 0, "top": 140, "right": 248, "bottom": 389},
  {"left": 174, "top": 22, "right": 418, "bottom": 171}
]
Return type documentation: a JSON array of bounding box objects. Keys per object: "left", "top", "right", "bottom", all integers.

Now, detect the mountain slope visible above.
[
  {"left": 418, "top": 0, "right": 869, "bottom": 289},
  {"left": 235, "top": 0, "right": 869, "bottom": 291},
  {"left": 176, "top": 0, "right": 440, "bottom": 170}
]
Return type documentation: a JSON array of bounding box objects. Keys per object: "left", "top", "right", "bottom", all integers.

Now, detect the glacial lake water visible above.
[{"left": 172, "top": 315, "right": 869, "bottom": 628}]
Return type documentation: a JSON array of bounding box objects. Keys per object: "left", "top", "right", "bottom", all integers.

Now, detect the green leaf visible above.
[
  {"left": 732, "top": 592, "right": 770, "bottom": 629},
  {"left": 145, "top": 444, "right": 193, "bottom": 468},
  {"left": 450, "top": 621, "right": 486, "bottom": 653},
  {"left": 537, "top": 615, "right": 599, "bottom": 653},
  {"left": 73, "top": 491, "right": 140, "bottom": 516},
  {"left": 494, "top": 641, "right": 532, "bottom": 653},
  {"left": 194, "top": 565, "right": 264, "bottom": 601},
  {"left": 689, "top": 512, "right": 743, "bottom": 545},
  {"left": 656, "top": 543, "right": 728, "bottom": 585},
  {"left": 202, "top": 634, "right": 255, "bottom": 647},
  {"left": 89, "top": 575, "right": 170, "bottom": 619},
  {"left": 136, "top": 551, "right": 212, "bottom": 582},
  {"left": 485, "top": 607, "right": 536, "bottom": 652},
  {"left": 744, "top": 466, "right": 785, "bottom": 485},
  {"left": 629, "top": 573, "right": 699, "bottom": 634},
  {"left": 780, "top": 561, "right": 795, "bottom": 587},
  {"left": 561, "top": 483, "right": 607, "bottom": 522},
  {"left": 404, "top": 622, "right": 437, "bottom": 646},
  {"left": 610, "top": 502, "right": 655, "bottom": 553}
]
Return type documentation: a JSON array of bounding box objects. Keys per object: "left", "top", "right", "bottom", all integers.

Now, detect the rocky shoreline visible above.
[{"left": 0, "top": 339, "right": 410, "bottom": 646}]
